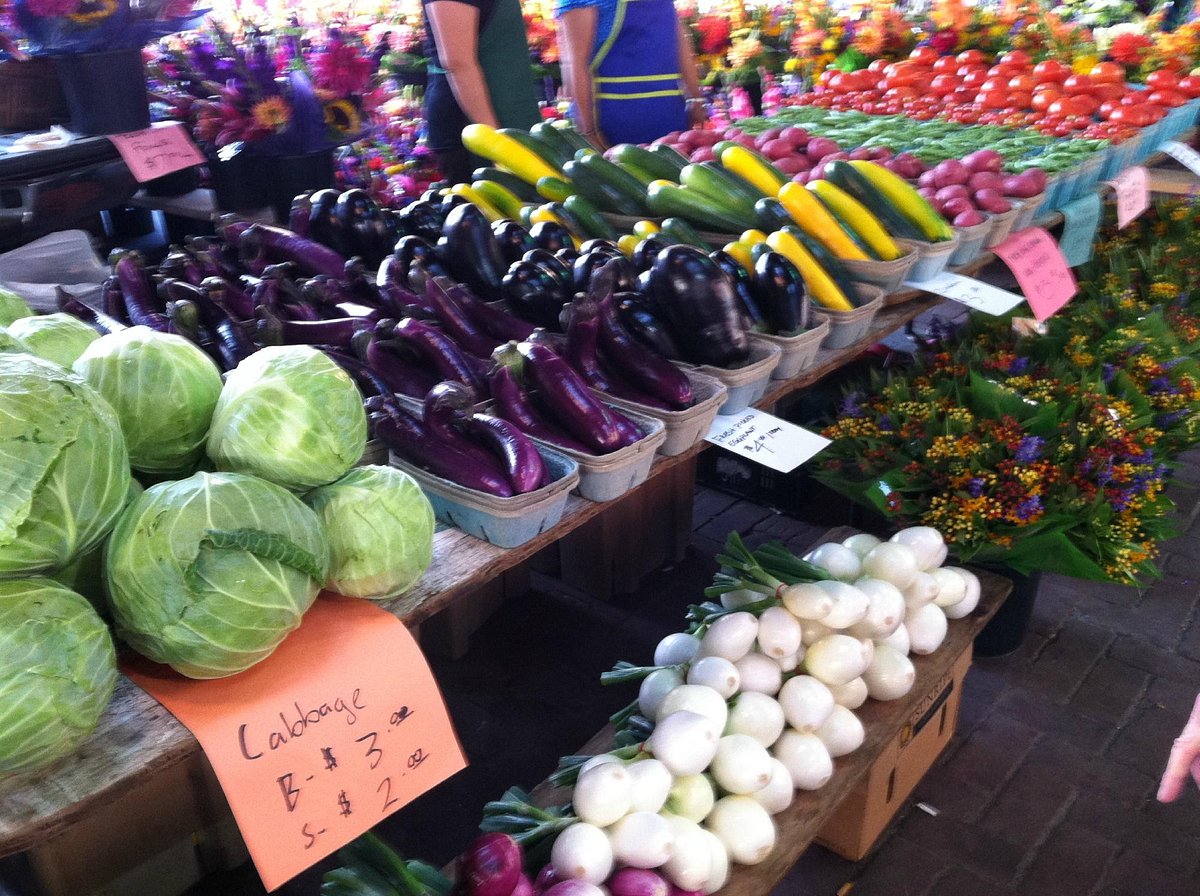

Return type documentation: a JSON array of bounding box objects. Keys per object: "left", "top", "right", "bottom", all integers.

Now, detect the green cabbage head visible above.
[
  {"left": 304, "top": 465, "right": 435, "bottom": 599},
  {"left": 0, "top": 354, "right": 132, "bottom": 577},
  {"left": 105, "top": 471, "right": 330, "bottom": 679},
  {"left": 0, "top": 288, "right": 31, "bottom": 327},
  {"left": 73, "top": 327, "right": 224, "bottom": 476},
  {"left": 6, "top": 313, "right": 99, "bottom": 369},
  {"left": 206, "top": 346, "right": 368, "bottom": 492},
  {"left": 0, "top": 577, "right": 117, "bottom": 774},
  {"left": 0, "top": 327, "right": 30, "bottom": 355}
]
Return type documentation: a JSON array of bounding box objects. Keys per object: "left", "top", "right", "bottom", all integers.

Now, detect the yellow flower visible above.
[
  {"left": 784, "top": 58, "right": 803, "bottom": 73},
  {"left": 68, "top": 0, "right": 118, "bottom": 24},
  {"left": 1073, "top": 55, "right": 1099, "bottom": 74},
  {"left": 324, "top": 100, "right": 362, "bottom": 136},
  {"left": 252, "top": 96, "right": 292, "bottom": 133}
]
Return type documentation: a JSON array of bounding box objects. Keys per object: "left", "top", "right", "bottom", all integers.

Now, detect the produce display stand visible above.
[{"left": 524, "top": 528, "right": 1014, "bottom": 891}]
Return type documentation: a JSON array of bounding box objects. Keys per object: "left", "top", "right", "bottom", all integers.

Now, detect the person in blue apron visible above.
[
  {"left": 422, "top": 0, "right": 541, "bottom": 183},
  {"left": 555, "top": 0, "right": 706, "bottom": 147}
]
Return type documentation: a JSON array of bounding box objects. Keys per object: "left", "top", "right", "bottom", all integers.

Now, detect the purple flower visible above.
[
  {"left": 1102, "top": 363, "right": 1117, "bottom": 384},
  {"left": 966, "top": 478, "right": 985, "bottom": 497},
  {"left": 1008, "top": 356, "right": 1030, "bottom": 375},
  {"left": 839, "top": 392, "right": 867, "bottom": 419},
  {"left": 1014, "top": 436, "right": 1044, "bottom": 464},
  {"left": 1015, "top": 495, "right": 1042, "bottom": 521},
  {"left": 878, "top": 415, "right": 895, "bottom": 432},
  {"left": 1155, "top": 410, "right": 1188, "bottom": 428}
]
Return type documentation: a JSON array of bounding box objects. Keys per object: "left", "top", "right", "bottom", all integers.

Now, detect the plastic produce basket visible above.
[
  {"left": 820, "top": 284, "right": 885, "bottom": 350},
  {"left": 530, "top": 406, "right": 667, "bottom": 502},
  {"left": 840, "top": 243, "right": 920, "bottom": 294},
  {"left": 750, "top": 314, "right": 831, "bottom": 380},
  {"left": 983, "top": 207, "right": 1020, "bottom": 249},
  {"left": 686, "top": 340, "right": 783, "bottom": 415},
  {"left": 1010, "top": 193, "right": 1044, "bottom": 232},
  {"left": 601, "top": 369, "right": 729, "bottom": 456},
  {"left": 905, "top": 232, "right": 961, "bottom": 282},
  {"left": 390, "top": 445, "right": 579, "bottom": 548},
  {"left": 949, "top": 220, "right": 990, "bottom": 267}
]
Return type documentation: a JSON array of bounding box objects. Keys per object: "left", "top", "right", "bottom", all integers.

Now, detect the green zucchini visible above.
[
  {"left": 754, "top": 197, "right": 794, "bottom": 233},
  {"left": 550, "top": 120, "right": 595, "bottom": 153},
  {"left": 659, "top": 216, "right": 713, "bottom": 251},
  {"left": 780, "top": 225, "right": 863, "bottom": 305},
  {"left": 573, "top": 153, "right": 650, "bottom": 215},
  {"left": 824, "top": 160, "right": 923, "bottom": 242},
  {"left": 531, "top": 121, "right": 578, "bottom": 164},
  {"left": 679, "top": 163, "right": 760, "bottom": 222},
  {"left": 536, "top": 175, "right": 575, "bottom": 203},
  {"left": 646, "top": 182, "right": 753, "bottom": 234},
  {"left": 645, "top": 143, "right": 690, "bottom": 178},
  {"left": 609, "top": 144, "right": 686, "bottom": 183},
  {"left": 564, "top": 194, "right": 618, "bottom": 241},
  {"left": 562, "top": 159, "right": 639, "bottom": 215},
  {"left": 472, "top": 167, "right": 540, "bottom": 202}
]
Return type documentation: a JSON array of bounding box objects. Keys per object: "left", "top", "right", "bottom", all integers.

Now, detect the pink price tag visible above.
[
  {"left": 1107, "top": 166, "right": 1149, "bottom": 229},
  {"left": 108, "top": 123, "right": 205, "bottom": 183},
  {"left": 991, "top": 226, "right": 1078, "bottom": 322}
]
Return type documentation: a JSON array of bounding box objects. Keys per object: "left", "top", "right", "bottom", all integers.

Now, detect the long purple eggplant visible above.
[
  {"left": 100, "top": 276, "right": 127, "bottom": 322},
  {"left": 489, "top": 364, "right": 590, "bottom": 453},
  {"left": 361, "top": 333, "right": 441, "bottom": 400},
  {"left": 288, "top": 193, "right": 312, "bottom": 238},
  {"left": 383, "top": 317, "right": 489, "bottom": 401},
  {"left": 57, "top": 288, "right": 127, "bottom": 334},
  {"left": 425, "top": 278, "right": 501, "bottom": 359},
  {"left": 443, "top": 281, "right": 536, "bottom": 343},
  {"left": 324, "top": 348, "right": 388, "bottom": 399},
  {"left": 422, "top": 382, "right": 521, "bottom": 483},
  {"left": 463, "top": 412, "right": 547, "bottom": 492},
  {"left": 113, "top": 253, "right": 170, "bottom": 331},
  {"left": 201, "top": 277, "right": 255, "bottom": 321},
  {"left": 503, "top": 341, "right": 622, "bottom": 454},
  {"left": 370, "top": 404, "right": 514, "bottom": 497},
  {"left": 258, "top": 310, "right": 371, "bottom": 349},
  {"left": 239, "top": 223, "right": 348, "bottom": 279},
  {"left": 163, "top": 279, "right": 256, "bottom": 370}
]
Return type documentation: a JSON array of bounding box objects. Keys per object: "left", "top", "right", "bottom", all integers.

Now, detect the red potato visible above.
[
  {"left": 931, "top": 159, "right": 971, "bottom": 188},
  {"left": 1002, "top": 172, "right": 1043, "bottom": 198},
  {"left": 941, "top": 196, "right": 975, "bottom": 218},
  {"left": 774, "top": 155, "right": 811, "bottom": 176},
  {"left": 917, "top": 170, "right": 939, "bottom": 189},
  {"left": 953, "top": 209, "right": 986, "bottom": 227},
  {"left": 867, "top": 147, "right": 895, "bottom": 161},
  {"left": 780, "top": 126, "right": 810, "bottom": 147},
  {"left": 761, "top": 138, "right": 797, "bottom": 160},
  {"left": 848, "top": 147, "right": 874, "bottom": 161},
  {"left": 962, "top": 149, "right": 1004, "bottom": 173},
  {"left": 688, "top": 146, "right": 716, "bottom": 163},
  {"left": 806, "top": 137, "right": 841, "bottom": 163},
  {"left": 791, "top": 171, "right": 812, "bottom": 184},
  {"left": 891, "top": 152, "right": 926, "bottom": 178},
  {"left": 973, "top": 188, "right": 1012, "bottom": 213},
  {"left": 755, "top": 127, "right": 784, "bottom": 146},
  {"left": 935, "top": 184, "right": 970, "bottom": 203},
  {"left": 917, "top": 186, "right": 938, "bottom": 201},
  {"left": 735, "top": 133, "right": 758, "bottom": 148},
  {"left": 968, "top": 171, "right": 1005, "bottom": 192}
]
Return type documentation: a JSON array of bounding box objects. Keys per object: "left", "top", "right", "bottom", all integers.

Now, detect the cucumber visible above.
[
  {"left": 610, "top": 144, "right": 687, "bottom": 183},
  {"left": 536, "top": 175, "right": 575, "bottom": 203},
  {"left": 754, "top": 197, "right": 794, "bottom": 233},
  {"left": 551, "top": 120, "right": 595, "bottom": 153},
  {"left": 824, "top": 160, "right": 923, "bottom": 242},
  {"left": 679, "top": 163, "right": 760, "bottom": 222},
  {"left": 497, "top": 127, "right": 568, "bottom": 171},
  {"left": 780, "top": 225, "right": 863, "bottom": 305},
  {"left": 647, "top": 182, "right": 752, "bottom": 234},
  {"left": 472, "top": 166, "right": 540, "bottom": 202},
  {"left": 562, "top": 159, "right": 641, "bottom": 216},
  {"left": 574, "top": 153, "right": 651, "bottom": 215},
  {"left": 564, "top": 194, "right": 618, "bottom": 241},
  {"left": 646, "top": 143, "right": 690, "bottom": 178},
  {"left": 660, "top": 216, "right": 713, "bottom": 251},
  {"left": 531, "top": 121, "right": 578, "bottom": 164}
]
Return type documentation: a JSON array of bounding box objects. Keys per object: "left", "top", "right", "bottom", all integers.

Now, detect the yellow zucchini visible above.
[
  {"left": 461, "top": 123, "right": 563, "bottom": 186},
  {"left": 777, "top": 183, "right": 871, "bottom": 261},
  {"left": 807, "top": 180, "right": 903, "bottom": 261},
  {"left": 847, "top": 160, "right": 953, "bottom": 242}
]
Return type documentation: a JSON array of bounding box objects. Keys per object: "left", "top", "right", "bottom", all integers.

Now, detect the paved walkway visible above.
[{"left": 182, "top": 448, "right": 1200, "bottom": 895}]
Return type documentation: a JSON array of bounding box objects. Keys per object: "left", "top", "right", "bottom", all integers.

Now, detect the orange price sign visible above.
[
  {"left": 124, "top": 597, "right": 467, "bottom": 892},
  {"left": 991, "top": 226, "right": 1078, "bottom": 322}
]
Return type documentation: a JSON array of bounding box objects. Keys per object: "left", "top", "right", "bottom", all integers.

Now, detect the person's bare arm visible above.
[
  {"left": 558, "top": 7, "right": 600, "bottom": 141},
  {"left": 675, "top": 16, "right": 706, "bottom": 128},
  {"left": 426, "top": 1, "right": 499, "bottom": 127}
]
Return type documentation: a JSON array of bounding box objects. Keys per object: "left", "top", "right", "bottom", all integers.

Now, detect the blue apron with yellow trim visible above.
[{"left": 591, "top": 0, "right": 688, "bottom": 145}]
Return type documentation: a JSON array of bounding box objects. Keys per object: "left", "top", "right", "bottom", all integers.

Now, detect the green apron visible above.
[{"left": 471, "top": 0, "right": 540, "bottom": 131}]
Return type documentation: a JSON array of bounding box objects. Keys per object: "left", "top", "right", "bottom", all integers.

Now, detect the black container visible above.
[
  {"left": 207, "top": 152, "right": 269, "bottom": 213},
  {"left": 973, "top": 568, "right": 1040, "bottom": 658},
  {"left": 53, "top": 48, "right": 151, "bottom": 137},
  {"left": 143, "top": 165, "right": 200, "bottom": 197},
  {"left": 265, "top": 149, "right": 335, "bottom": 224}
]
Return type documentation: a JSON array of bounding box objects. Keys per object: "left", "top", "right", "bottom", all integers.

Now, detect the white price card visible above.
[
  {"left": 1106, "top": 166, "right": 1150, "bottom": 229},
  {"left": 1162, "top": 141, "right": 1200, "bottom": 177},
  {"left": 903, "top": 272, "right": 1025, "bottom": 316},
  {"left": 705, "top": 408, "right": 830, "bottom": 473}
]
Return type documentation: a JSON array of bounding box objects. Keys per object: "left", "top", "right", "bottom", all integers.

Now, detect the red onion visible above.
[
  {"left": 608, "top": 868, "right": 670, "bottom": 896},
  {"left": 460, "top": 833, "right": 524, "bottom": 896}
]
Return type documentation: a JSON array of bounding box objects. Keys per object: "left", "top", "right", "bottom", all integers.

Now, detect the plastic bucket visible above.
[
  {"left": 983, "top": 207, "right": 1020, "bottom": 249},
  {"left": 1010, "top": 193, "right": 1044, "bottom": 232},
  {"left": 840, "top": 244, "right": 920, "bottom": 294},
  {"left": 751, "top": 315, "right": 831, "bottom": 380},
  {"left": 600, "top": 369, "right": 728, "bottom": 456},
  {"left": 53, "top": 48, "right": 150, "bottom": 137}
]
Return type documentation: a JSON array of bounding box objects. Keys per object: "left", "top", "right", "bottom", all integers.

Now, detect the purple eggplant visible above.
[
  {"left": 489, "top": 363, "right": 590, "bottom": 453},
  {"left": 361, "top": 332, "right": 442, "bottom": 400},
  {"left": 616, "top": 293, "right": 683, "bottom": 361},
  {"left": 100, "top": 276, "right": 127, "bottom": 322},
  {"left": 383, "top": 317, "right": 489, "bottom": 401},
  {"left": 573, "top": 248, "right": 634, "bottom": 293},
  {"left": 445, "top": 281, "right": 537, "bottom": 343},
  {"left": 56, "top": 288, "right": 127, "bottom": 334},
  {"left": 528, "top": 220, "right": 572, "bottom": 254},
  {"left": 287, "top": 193, "right": 312, "bottom": 238},
  {"left": 336, "top": 188, "right": 392, "bottom": 265},
  {"left": 378, "top": 235, "right": 447, "bottom": 295},
  {"left": 424, "top": 278, "right": 501, "bottom": 358},
  {"left": 597, "top": 305, "right": 694, "bottom": 410},
  {"left": 257, "top": 310, "right": 371, "bottom": 349},
  {"left": 307, "top": 188, "right": 355, "bottom": 258},
  {"left": 711, "top": 249, "right": 768, "bottom": 331},
  {"left": 438, "top": 203, "right": 508, "bottom": 299},
  {"left": 492, "top": 219, "right": 535, "bottom": 265},
  {"left": 504, "top": 341, "right": 622, "bottom": 453},
  {"left": 113, "top": 252, "right": 170, "bottom": 331},
  {"left": 239, "top": 223, "right": 349, "bottom": 279},
  {"left": 421, "top": 381, "right": 508, "bottom": 472},
  {"left": 323, "top": 348, "right": 388, "bottom": 399},
  {"left": 648, "top": 245, "right": 750, "bottom": 367},
  {"left": 201, "top": 277, "right": 255, "bottom": 321},
  {"left": 164, "top": 279, "right": 257, "bottom": 370},
  {"left": 502, "top": 261, "right": 567, "bottom": 331},
  {"left": 370, "top": 403, "right": 513, "bottom": 497}
]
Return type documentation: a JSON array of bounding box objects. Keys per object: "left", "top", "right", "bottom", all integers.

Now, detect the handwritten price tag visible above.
[
  {"left": 1059, "top": 193, "right": 1102, "bottom": 268},
  {"left": 1107, "top": 166, "right": 1150, "bottom": 229},
  {"left": 705, "top": 408, "right": 830, "bottom": 473},
  {"left": 108, "top": 122, "right": 205, "bottom": 183},
  {"left": 1162, "top": 140, "right": 1200, "bottom": 178},
  {"left": 124, "top": 597, "right": 466, "bottom": 892},
  {"left": 903, "top": 271, "right": 1025, "bottom": 316},
  {"left": 991, "top": 227, "right": 1077, "bottom": 321}
]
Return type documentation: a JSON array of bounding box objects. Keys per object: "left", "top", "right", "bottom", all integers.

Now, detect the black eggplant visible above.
[
  {"left": 438, "top": 203, "right": 508, "bottom": 299},
  {"left": 711, "top": 249, "right": 769, "bottom": 331},
  {"left": 377, "top": 235, "right": 447, "bottom": 294},
  {"left": 308, "top": 188, "right": 354, "bottom": 257},
  {"left": 579, "top": 239, "right": 621, "bottom": 255},
  {"left": 555, "top": 246, "right": 580, "bottom": 268},
  {"left": 573, "top": 250, "right": 636, "bottom": 294},
  {"left": 502, "top": 261, "right": 567, "bottom": 331},
  {"left": 397, "top": 200, "right": 447, "bottom": 243},
  {"left": 522, "top": 248, "right": 573, "bottom": 297},
  {"left": 492, "top": 220, "right": 535, "bottom": 265},
  {"left": 752, "top": 251, "right": 810, "bottom": 336},
  {"left": 648, "top": 245, "right": 750, "bottom": 367},
  {"left": 633, "top": 235, "right": 673, "bottom": 274},
  {"left": 336, "top": 188, "right": 392, "bottom": 265},
  {"left": 616, "top": 293, "right": 684, "bottom": 361},
  {"left": 528, "top": 220, "right": 572, "bottom": 254}
]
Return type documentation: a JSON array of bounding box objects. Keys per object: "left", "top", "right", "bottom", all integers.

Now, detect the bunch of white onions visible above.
[{"left": 548, "top": 525, "right": 980, "bottom": 894}]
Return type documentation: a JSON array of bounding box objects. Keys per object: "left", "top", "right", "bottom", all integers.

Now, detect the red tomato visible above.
[
  {"left": 1010, "top": 91, "right": 1033, "bottom": 110},
  {"left": 977, "top": 90, "right": 1009, "bottom": 110},
  {"left": 909, "top": 46, "right": 940, "bottom": 66},
  {"left": 1032, "top": 90, "right": 1060, "bottom": 112},
  {"left": 961, "top": 69, "right": 989, "bottom": 89},
  {"left": 1146, "top": 69, "right": 1182, "bottom": 91},
  {"left": 1179, "top": 76, "right": 1200, "bottom": 98},
  {"left": 1122, "top": 90, "right": 1149, "bottom": 105},
  {"left": 988, "top": 64, "right": 1021, "bottom": 80},
  {"left": 1142, "top": 104, "right": 1167, "bottom": 122},
  {"left": 1098, "top": 100, "right": 1118, "bottom": 119},
  {"left": 1000, "top": 50, "right": 1032, "bottom": 69},
  {"left": 1148, "top": 89, "right": 1188, "bottom": 108},
  {"left": 884, "top": 86, "right": 918, "bottom": 101},
  {"left": 981, "top": 77, "right": 1008, "bottom": 92},
  {"left": 1033, "top": 60, "right": 1070, "bottom": 83},
  {"left": 1091, "top": 83, "right": 1127, "bottom": 104},
  {"left": 1008, "top": 75, "right": 1036, "bottom": 94},
  {"left": 930, "top": 73, "right": 959, "bottom": 96},
  {"left": 1090, "top": 62, "right": 1125, "bottom": 84},
  {"left": 956, "top": 50, "right": 985, "bottom": 67},
  {"left": 1062, "top": 75, "right": 1095, "bottom": 95},
  {"left": 1047, "top": 97, "right": 1093, "bottom": 117},
  {"left": 932, "top": 56, "right": 959, "bottom": 74},
  {"left": 868, "top": 59, "right": 890, "bottom": 74},
  {"left": 1071, "top": 95, "right": 1100, "bottom": 116}
]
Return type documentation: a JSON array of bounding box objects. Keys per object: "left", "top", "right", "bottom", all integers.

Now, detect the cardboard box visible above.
[{"left": 815, "top": 643, "right": 972, "bottom": 861}]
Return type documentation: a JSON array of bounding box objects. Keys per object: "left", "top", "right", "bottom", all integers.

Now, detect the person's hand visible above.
[
  {"left": 686, "top": 98, "right": 708, "bottom": 129},
  {"left": 1158, "top": 693, "right": 1200, "bottom": 802}
]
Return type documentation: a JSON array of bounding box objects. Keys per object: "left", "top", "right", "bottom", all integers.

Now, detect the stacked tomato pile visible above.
[{"left": 796, "top": 48, "right": 1200, "bottom": 141}]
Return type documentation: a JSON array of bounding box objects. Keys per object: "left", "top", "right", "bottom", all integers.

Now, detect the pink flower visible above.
[{"left": 25, "top": 0, "right": 81, "bottom": 16}]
